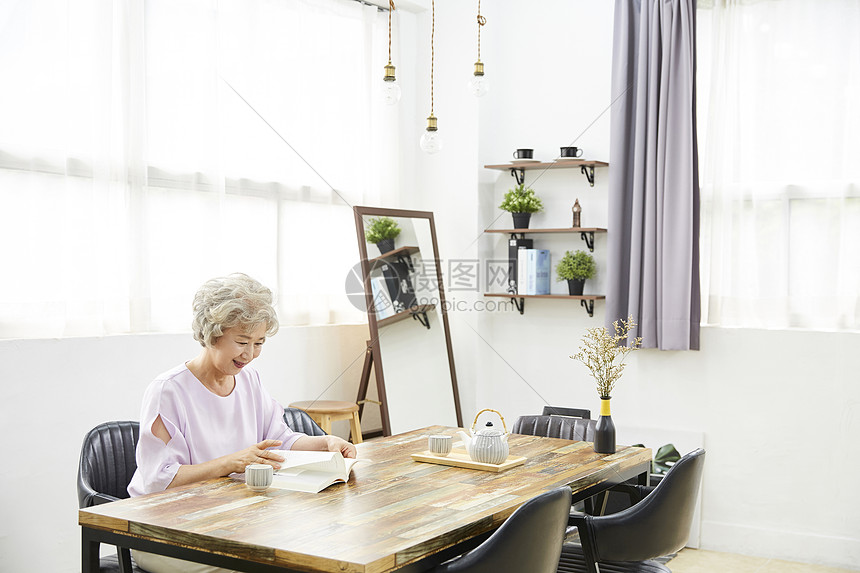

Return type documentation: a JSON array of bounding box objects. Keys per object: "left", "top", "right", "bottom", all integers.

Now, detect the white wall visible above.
[
  {"left": 0, "top": 325, "right": 370, "bottom": 573},
  {"left": 403, "top": 0, "right": 482, "bottom": 422},
  {"left": 412, "top": 0, "right": 860, "bottom": 570}
]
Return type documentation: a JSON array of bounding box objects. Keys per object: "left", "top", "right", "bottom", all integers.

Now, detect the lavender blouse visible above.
[{"left": 127, "top": 363, "right": 304, "bottom": 496}]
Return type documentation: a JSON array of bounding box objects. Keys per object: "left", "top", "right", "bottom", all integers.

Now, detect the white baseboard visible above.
[{"left": 701, "top": 520, "right": 860, "bottom": 571}]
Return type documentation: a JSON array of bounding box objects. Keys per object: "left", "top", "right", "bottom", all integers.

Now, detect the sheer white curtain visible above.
[
  {"left": 697, "top": 0, "right": 860, "bottom": 331},
  {"left": 0, "top": 0, "right": 397, "bottom": 339}
]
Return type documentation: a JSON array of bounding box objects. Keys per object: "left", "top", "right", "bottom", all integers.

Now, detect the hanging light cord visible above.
[
  {"left": 430, "top": 0, "right": 435, "bottom": 116},
  {"left": 477, "top": 0, "right": 485, "bottom": 62},
  {"left": 388, "top": 1, "right": 395, "bottom": 64}
]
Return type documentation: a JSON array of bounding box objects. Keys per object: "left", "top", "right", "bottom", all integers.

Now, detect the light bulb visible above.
[
  {"left": 468, "top": 75, "right": 489, "bottom": 97},
  {"left": 382, "top": 63, "right": 401, "bottom": 105},
  {"left": 419, "top": 115, "right": 442, "bottom": 154},
  {"left": 382, "top": 80, "right": 401, "bottom": 105},
  {"left": 420, "top": 130, "right": 443, "bottom": 154},
  {"left": 468, "top": 61, "right": 489, "bottom": 97}
]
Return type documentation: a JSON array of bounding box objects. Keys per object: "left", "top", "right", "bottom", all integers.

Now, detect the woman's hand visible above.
[
  {"left": 227, "top": 439, "right": 286, "bottom": 473},
  {"left": 166, "top": 439, "right": 285, "bottom": 489},
  {"left": 325, "top": 435, "right": 357, "bottom": 458},
  {"left": 292, "top": 435, "right": 357, "bottom": 458}
]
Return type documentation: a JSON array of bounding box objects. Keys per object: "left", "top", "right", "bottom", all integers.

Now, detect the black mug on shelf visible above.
[
  {"left": 560, "top": 146, "right": 583, "bottom": 158},
  {"left": 513, "top": 148, "right": 534, "bottom": 159}
]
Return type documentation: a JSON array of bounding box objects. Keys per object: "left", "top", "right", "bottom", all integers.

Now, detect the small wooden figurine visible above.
[{"left": 572, "top": 199, "right": 582, "bottom": 228}]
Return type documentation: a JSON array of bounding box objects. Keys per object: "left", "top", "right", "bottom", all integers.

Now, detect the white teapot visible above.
[{"left": 456, "top": 409, "right": 510, "bottom": 465}]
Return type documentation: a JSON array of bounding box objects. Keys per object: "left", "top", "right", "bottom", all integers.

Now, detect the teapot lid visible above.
[{"left": 476, "top": 421, "right": 504, "bottom": 437}]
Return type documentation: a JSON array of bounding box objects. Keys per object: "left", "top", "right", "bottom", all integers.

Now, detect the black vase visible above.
[
  {"left": 511, "top": 212, "right": 531, "bottom": 229},
  {"left": 593, "top": 397, "right": 616, "bottom": 454},
  {"left": 567, "top": 278, "right": 585, "bottom": 295},
  {"left": 376, "top": 238, "right": 395, "bottom": 254}
]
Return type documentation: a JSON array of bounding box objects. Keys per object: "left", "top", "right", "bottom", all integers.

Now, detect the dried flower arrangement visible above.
[{"left": 570, "top": 315, "right": 643, "bottom": 398}]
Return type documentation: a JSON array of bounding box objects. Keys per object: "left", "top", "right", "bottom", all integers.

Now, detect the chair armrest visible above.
[
  {"left": 565, "top": 511, "right": 600, "bottom": 566},
  {"left": 610, "top": 483, "right": 655, "bottom": 506},
  {"left": 90, "top": 492, "right": 122, "bottom": 506},
  {"left": 568, "top": 511, "right": 589, "bottom": 528}
]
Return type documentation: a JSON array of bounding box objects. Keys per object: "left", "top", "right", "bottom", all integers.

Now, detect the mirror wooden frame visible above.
[{"left": 353, "top": 206, "right": 463, "bottom": 435}]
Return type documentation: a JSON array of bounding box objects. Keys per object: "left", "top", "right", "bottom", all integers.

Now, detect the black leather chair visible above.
[
  {"left": 77, "top": 420, "right": 145, "bottom": 573},
  {"left": 542, "top": 405, "right": 592, "bottom": 419},
  {"left": 512, "top": 404, "right": 596, "bottom": 442},
  {"left": 558, "top": 448, "right": 706, "bottom": 573},
  {"left": 512, "top": 414, "right": 596, "bottom": 442},
  {"left": 284, "top": 406, "right": 327, "bottom": 436},
  {"left": 430, "top": 487, "right": 573, "bottom": 573},
  {"left": 512, "top": 409, "right": 601, "bottom": 515}
]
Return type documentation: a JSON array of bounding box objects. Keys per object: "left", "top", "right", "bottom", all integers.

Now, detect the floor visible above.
[{"left": 670, "top": 549, "right": 857, "bottom": 573}]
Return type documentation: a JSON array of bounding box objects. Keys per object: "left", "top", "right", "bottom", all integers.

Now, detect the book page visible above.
[
  {"left": 270, "top": 450, "right": 345, "bottom": 473},
  {"left": 266, "top": 451, "right": 362, "bottom": 493},
  {"left": 270, "top": 469, "right": 342, "bottom": 493},
  {"left": 272, "top": 452, "right": 361, "bottom": 493}
]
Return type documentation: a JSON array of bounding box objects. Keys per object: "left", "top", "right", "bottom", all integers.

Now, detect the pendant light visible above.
[
  {"left": 420, "top": 0, "right": 442, "bottom": 153},
  {"left": 468, "top": 0, "right": 488, "bottom": 97},
  {"left": 382, "top": 1, "right": 401, "bottom": 105}
]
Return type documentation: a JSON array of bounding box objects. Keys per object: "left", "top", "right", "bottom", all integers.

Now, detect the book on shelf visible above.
[
  {"left": 525, "top": 249, "right": 551, "bottom": 295},
  {"left": 518, "top": 248, "right": 551, "bottom": 296},
  {"left": 370, "top": 276, "right": 395, "bottom": 319},
  {"left": 507, "top": 238, "right": 532, "bottom": 294},
  {"left": 517, "top": 247, "right": 529, "bottom": 295},
  {"left": 268, "top": 450, "right": 362, "bottom": 493},
  {"left": 380, "top": 261, "right": 416, "bottom": 312}
]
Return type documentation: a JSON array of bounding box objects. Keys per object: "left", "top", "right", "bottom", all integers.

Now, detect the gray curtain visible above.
[{"left": 606, "top": 0, "right": 700, "bottom": 350}]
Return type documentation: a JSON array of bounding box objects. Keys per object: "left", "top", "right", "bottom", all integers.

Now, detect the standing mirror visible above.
[{"left": 353, "top": 206, "right": 462, "bottom": 435}]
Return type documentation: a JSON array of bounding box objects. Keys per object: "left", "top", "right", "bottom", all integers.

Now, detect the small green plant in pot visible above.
[
  {"left": 499, "top": 184, "right": 543, "bottom": 229},
  {"left": 365, "top": 216, "right": 401, "bottom": 254},
  {"left": 555, "top": 249, "right": 595, "bottom": 295}
]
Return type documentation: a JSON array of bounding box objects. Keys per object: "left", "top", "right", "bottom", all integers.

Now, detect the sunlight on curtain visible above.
[
  {"left": 697, "top": 0, "right": 860, "bottom": 331},
  {"left": 0, "top": 0, "right": 395, "bottom": 339}
]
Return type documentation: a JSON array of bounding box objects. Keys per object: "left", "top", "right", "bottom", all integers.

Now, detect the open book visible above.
[{"left": 267, "top": 450, "right": 361, "bottom": 493}]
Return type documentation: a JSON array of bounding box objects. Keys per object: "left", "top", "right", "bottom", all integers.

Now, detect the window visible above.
[
  {"left": 697, "top": 0, "right": 860, "bottom": 330},
  {"left": 0, "top": 0, "right": 397, "bottom": 339}
]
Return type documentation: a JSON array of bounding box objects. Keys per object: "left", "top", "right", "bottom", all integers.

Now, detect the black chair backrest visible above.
[
  {"left": 542, "top": 405, "right": 591, "bottom": 419},
  {"left": 432, "top": 487, "right": 573, "bottom": 573},
  {"left": 588, "top": 448, "right": 706, "bottom": 562},
  {"left": 512, "top": 414, "right": 596, "bottom": 442},
  {"left": 284, "top": 407, "right": 327, "bottom": 436},
  {"left": 77, "top": 421, "right": 140, "bottom": 508}
]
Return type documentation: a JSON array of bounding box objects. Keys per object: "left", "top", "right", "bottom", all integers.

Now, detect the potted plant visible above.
[
  {"left": 499, "top": 184, "right": 543, "bottom": 229},
  {"left": 365, "top": 216, "right": 401, "bottom": 254},
  {"left": 555, "top": 250, "right": 595, "bottom": 295},
  {"left": 570, "top": 315, "right": 642, "bottom": 453}
]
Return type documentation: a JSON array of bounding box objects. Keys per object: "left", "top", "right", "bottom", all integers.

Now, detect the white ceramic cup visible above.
[
  {"left": 428, "top": 435, "right": 452, "bottom": 457},
  {"left": 245, "top": 463, "right": 273, "bottom": 492}
]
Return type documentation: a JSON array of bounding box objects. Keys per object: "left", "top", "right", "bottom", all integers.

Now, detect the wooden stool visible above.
[{"left": 288, "top": 400, "right": 363, "bottom": 444}]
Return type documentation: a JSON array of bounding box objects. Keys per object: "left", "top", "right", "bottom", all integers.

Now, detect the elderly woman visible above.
[{"left": 127, "top": 273, "right": 355, "bottom": 573}]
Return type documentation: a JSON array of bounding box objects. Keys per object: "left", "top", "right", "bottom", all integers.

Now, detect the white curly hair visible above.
[{"left": 191, "top": 273, "right": 279, "bottom": 347}]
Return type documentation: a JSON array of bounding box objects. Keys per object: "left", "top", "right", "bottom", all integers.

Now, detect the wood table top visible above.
[{"left": 79, "top": 426, "right": 651, "bottom": 573}]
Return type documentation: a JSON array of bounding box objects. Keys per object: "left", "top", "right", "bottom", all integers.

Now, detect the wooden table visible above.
[{"left": 80, "top": 426, "right": 651, "bottom": 573}]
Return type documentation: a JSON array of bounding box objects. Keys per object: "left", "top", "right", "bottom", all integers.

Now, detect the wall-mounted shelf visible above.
[
  {"left": 482, "top": 158, "right": 609, "bottom": 318},
  {"left": 484, "top": 227, "right": 607, "bottom": 251},
  {"left": 483, "top": 293, "right": 605, "bottom": 317},
  {"left": 369, "top": 245, "right": 420, "bottom": 272},
  {"left": 484, "top": 160, "right": 609, "bottom": 187},
  {"left": 377, "top": 303, "right": 436, "bottom": 329}
]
